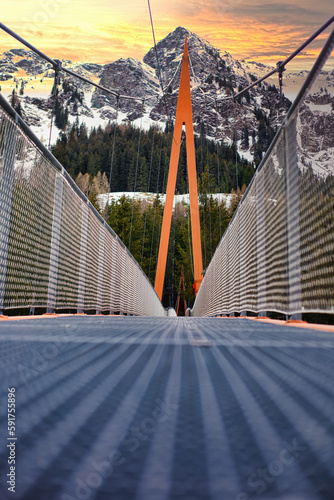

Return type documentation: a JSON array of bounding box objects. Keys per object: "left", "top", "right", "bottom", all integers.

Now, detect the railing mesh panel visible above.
[
  {"left": 56, "top": 178, "right": 82, "bottom": 309},
  {"left": 0, "top": 98, "right": 165, "bottom": 317},
  {"left": 3, "top": 129, "right": 55, "bottom": 308},
  {"left": 298, "top": 96, "right": 334, "bottom": 311},
  {"left": 192, "top": 30, "right": 334, "bottom": 317},
  {"left": 263, "top": 133, "right": 289, "bottom": 313}
]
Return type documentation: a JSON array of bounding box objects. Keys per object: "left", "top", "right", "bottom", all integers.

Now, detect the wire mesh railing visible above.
[
  {"left": 0, "top": 94, "right": 166, "bottom": 317},
  {"left": 192, "top": 29, "right": 334, "bottom": 318}
]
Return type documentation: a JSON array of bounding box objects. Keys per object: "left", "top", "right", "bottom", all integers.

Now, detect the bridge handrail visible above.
[
  {"left": 218, "top": 16, "right": 334, "bottom": 103},
  {"left": 191, "top": 28, "right": 334, "bottom": 318},
  {"left": 0, "top": 22, "right": 143, "bottom": 103},
  {"left": 0, "top": 94, "right": 166, "bottom": 316}
]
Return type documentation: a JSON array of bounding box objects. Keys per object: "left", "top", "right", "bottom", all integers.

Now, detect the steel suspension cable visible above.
[
  {"left": 48, "top": 97, "right": 55, "bottom": 152},
  {"left": 48, "top": 62, "right": 60, "bottom": 150},
  {"left": 185, "top": 165, "right": 194, "bottom": 280},
  {"left": 233, "top": 97, "right": 239, "bottom": 204},
  {"left": 147, "top": 0, "right": 178, "bottom": 297},
  {"left": 147, "top": 0, "right": 169, "bottom": 119},
  {"left": 200, "top": 131, "right": 207, "bottom": 269},
  {"left": 141, "top": 128, "right": 155, "bottom": 268},
  {"left": 215, "top": 100, "right": 222, "bottom": 239},
  {"left": 129, "top": 101, "right": 144, "bottom": 252},
  {"left": 105, "top": 95, "right": 120, "bottom": 222},
  {"left": 0, "top": 22, "right": 144, "bottom": 102},
  {"left": 164, "top": 59, "right": 182, "bottom": 93},
  {"left": 217, "top": 16, "right": 334, "bottom": 103},
  {"left": 206, "top": 137, "right": 213, "bottom": 260},
  {"left": 187, "top": 202, "right": 194, "bottom": 280},
  {"left": 148, "top": 135, "right": 163, "bottom": 280},
  {"left": 155, "top": 139, "right": 169, "bottom": 270},
  {"left": 189, "top": 54, "right": 206, "bottom": 96},
  {"left": 171, "top": 188, "right": 176, "bottom": 308}
]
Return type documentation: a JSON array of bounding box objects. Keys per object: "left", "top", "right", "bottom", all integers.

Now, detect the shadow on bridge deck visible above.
[{"left": 0, "top": 316, "right": 334, "bottom": 500}]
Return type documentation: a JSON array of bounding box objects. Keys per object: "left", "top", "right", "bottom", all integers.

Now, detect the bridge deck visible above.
[{"left": 1, "top": 317, "right": 334, "bottom": 499}]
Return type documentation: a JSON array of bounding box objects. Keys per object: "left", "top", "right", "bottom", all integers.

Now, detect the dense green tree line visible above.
[
  {"left": 52, "top": 121, "right": 254, "bottom": 310},
  {"left": 52, "top": 121, "right": 255, "bottom": 194},
  {"left": 104, "top": 189, "right": 238, "bottom": 311}
]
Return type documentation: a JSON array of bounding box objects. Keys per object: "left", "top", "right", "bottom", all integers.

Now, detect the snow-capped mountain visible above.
[
  {"left": 1, "top": 26, "right": 333, "bottom": 167},
  {"left": 88, "top": 26, "right": 292, "bottom": 163},
  {"left": 297, "top": 89, "right": 334, "bottom": 178}
]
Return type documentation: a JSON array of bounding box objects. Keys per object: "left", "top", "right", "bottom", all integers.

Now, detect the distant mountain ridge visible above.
[{"left": 1, "top": 26, "right": 333, "bottom": 168}]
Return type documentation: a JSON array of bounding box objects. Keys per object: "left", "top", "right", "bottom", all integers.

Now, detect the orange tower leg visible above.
[{"left": 154, "top": 35, "right": 203, "bottom": 301}]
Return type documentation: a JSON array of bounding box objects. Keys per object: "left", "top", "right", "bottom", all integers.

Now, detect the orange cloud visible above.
[{"left": 0, "top": 0, "right": 332, "bottom": 69}]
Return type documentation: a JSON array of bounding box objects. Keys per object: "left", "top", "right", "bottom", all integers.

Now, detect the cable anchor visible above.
[
  {"left": 52, "top": 59, "right": 62, "bottom": 97},
  {"left": 276, "top": 61, "right": 285, "bottom": 97}
]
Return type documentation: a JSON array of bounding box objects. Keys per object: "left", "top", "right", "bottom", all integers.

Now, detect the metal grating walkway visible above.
[{"left": 0, "top": 317, "right": 334, "bottom": 499}]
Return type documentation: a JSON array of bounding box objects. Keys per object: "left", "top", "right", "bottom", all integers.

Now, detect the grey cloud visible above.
[{"left": 210, "top": 0, "right": 331, "bottom": 25}]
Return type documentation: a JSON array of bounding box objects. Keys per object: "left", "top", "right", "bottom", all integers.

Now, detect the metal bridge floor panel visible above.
[{"left": 0, "top": 317, "right": 334, "bottom": 500}]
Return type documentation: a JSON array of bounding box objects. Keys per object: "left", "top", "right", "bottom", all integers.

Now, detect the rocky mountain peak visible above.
[
  {"left": 143, "top": 26, "right": 222, "bottom": 85},
  {"left": 1, "top": 26, "right": 332, "bottom": 170}
]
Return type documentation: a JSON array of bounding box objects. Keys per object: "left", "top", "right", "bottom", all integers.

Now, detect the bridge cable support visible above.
[
  {"left": 217, "top": 15, "right": 334, "bottom": 103},
  {"left": 0, "top": 22, "right": 144, "bottom": 103},
  {"left": 48, "top": 59, "right": 62, "bottom": 150},
  {"left": 140, "top": 127, "right": 156, "bottom": 269},
  {"left": 154, "top": 36, "right": 203, "bottom": 300},
  {"left": 231, "top": 88, "right": 239, "bottom": 203},
  {"left": 276, "top": 61, "right": 286, "bottom": 97},
  {"left": 129, "top": 99, "right": 145, "bottom": 252},
  {"left": 163, "top": 58, "right": 182, "bottom": 94},
  {"left": 147, "top": 0, "right": 169, "bottom": 118},
  {"left": 105, "top": 93, "right": 120, "bottom": 222},
  {"left": 214, "top": 99, "right": 223, "bottom": 240}
]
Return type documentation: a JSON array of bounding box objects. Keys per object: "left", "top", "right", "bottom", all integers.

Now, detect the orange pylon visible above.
[{"left": 154, "top": 35, "right": 203, "bottom": 301}]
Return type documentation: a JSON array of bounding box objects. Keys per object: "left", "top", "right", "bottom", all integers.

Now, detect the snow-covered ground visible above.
[
  {"left": 307, "top": 102, "right": 332, "bottom": 113},
  {"left": 132, "top": 112, "right": 165, "bottom": 132},
  {"left": 97, "top": 191, "right": 233, "bottom": 211},
  {"left": 76, "top": 93, "right": 119, "bottom": 131}
]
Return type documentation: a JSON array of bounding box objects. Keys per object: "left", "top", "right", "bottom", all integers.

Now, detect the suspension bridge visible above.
[{"left": 0, "top": 18, "right": 334, "bottom": 500}]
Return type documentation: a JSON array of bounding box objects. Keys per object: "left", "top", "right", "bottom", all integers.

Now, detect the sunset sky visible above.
[{"left": 0, "top": 1, "right": 333, "bottom": 68}]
